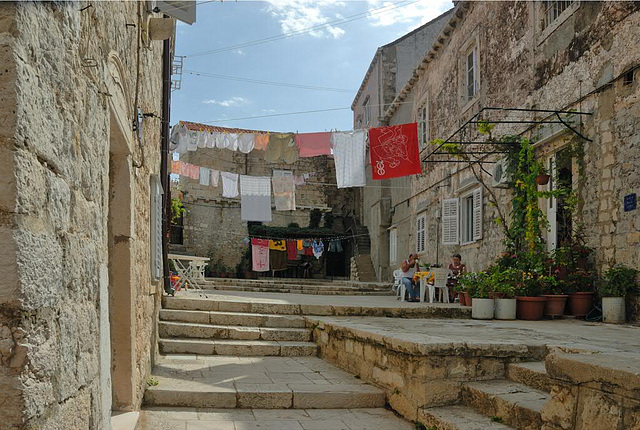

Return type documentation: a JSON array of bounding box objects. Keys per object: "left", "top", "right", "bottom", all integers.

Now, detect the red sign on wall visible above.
[{"left": 369, "top": 123, "right": 422, "bottom": 180}]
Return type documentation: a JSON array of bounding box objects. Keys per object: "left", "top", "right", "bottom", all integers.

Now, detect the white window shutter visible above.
[
  {"left": 154, "top": 1, "right": 196, "bottom": 24},
  {"left": 473, "top": 187, "right": 483, "bottom": 241},
  {"left": 389, "top": 229, "right": 397, "bottom": 263},
  {"left": 472, "top": 48, "right": 479, "bottom": 95},
  {"left": 150, "top": 177, "right": 164, "bottom": 281},
  {"left": 442, "top": 198, "right": 459, "bottom": 245}
]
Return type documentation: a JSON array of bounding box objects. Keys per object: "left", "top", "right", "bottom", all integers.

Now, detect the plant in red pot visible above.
[
  {"left": 564, "top": 270, "right": 596, "bottom": 317},
  {"left": 541, "top": 276, "right": 568, "bottom": 318},
  {"left": 515, "top": 271, "right": 547, "bottom": 320}
]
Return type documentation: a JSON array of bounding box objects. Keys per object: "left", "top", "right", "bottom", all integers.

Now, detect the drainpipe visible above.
[{"left": 161, "top": 37, "right": 172, "bottom": 294}]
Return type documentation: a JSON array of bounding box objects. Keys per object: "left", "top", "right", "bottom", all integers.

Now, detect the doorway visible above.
[{"left": 546, "top": 149, "right": 573, "bottom": 251}]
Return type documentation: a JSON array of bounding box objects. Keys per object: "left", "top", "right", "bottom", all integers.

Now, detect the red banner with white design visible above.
[{"left": 368, "top": 123, "right": 421, "bottom": 180}]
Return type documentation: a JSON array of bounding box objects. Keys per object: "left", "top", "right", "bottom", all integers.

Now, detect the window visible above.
[
  {"left": 542, "top": 1, "right": 574, "bottom": 30},
  {"left": 418, "top": 102, "right": 429, "bottom": 149},
  {"left": 466, "top": 47, "right": 478, "bottom": 102},
  {"left": 150, "top": 176, "right": 164, "bottom": 281},
  {"left": 363, "top": 97, "right": 371, "bottom": 126},
  {"left": 416, "top": 214, "right": 426, "bottom": 253},
  {"left": 460, "top": 188, "right": 483, "bottom": 245},
  {"left": 442, "top": 188, "right": 482, "bottom": 245},
  {"left": 623, "top": 69, "right": 635, "bottom": 86},
  {"left": 389, "top": 228, "right": 397, "bottom": 263}
]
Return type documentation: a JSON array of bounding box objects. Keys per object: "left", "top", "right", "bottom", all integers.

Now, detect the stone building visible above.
[
  {"left": 174, "top": 121, "right": 358, "bottom": 277},
  {"left": 357, "top": 1, "right": 640, "bottom": 308},
  {"left": 351, "top": 9, "right": 453, "bottom": 280},
  {"left": 0, "top": 1, "right": 185, "bottom": 428}
]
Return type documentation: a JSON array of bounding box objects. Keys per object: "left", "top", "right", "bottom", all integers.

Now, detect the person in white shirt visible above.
[{"left": 400, "top": 254, "right": 421, "bottom": 302}]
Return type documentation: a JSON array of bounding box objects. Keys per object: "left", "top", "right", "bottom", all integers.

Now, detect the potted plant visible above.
[
  {"left": 565, "top": 270, "right": 596, "bottom": 317},
  {"left": 491, "top": 268, "right": 518, "bottom": 320},
  {"left": 540, "top": 276, "right": 567, "bottom": 318},
  {"left": 601, "top": 265, "right": 638, "bottom": 323},
  {"left": 515, "top": 271, "right": 547, "bottom": 321},
  {"left": 464, "top": 272, "right": 494, "bottom": 320}
]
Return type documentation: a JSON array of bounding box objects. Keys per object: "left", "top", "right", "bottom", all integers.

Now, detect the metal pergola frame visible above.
[{"left": 422, "top": 106, "right": 593, "bottom": 166}]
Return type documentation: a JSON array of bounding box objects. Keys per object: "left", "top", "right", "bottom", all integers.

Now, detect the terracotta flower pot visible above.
[
  {"left": 568, "top": 292, "right": 594, "bottom": 317},
  {"left": 535, "top": 174, "right": 550, "bottom": 185},
  {"left": 464, "top": 292, "right": 472, "bottom": 307},
  {"left": 541, "top": 295, "right": 568, "bottom": 317},
  {"left": 516, "top": 296, "right": 547, "bottom": 320},
  {"left": 458, "top": 292, "right": 467, "bottom": 306}
]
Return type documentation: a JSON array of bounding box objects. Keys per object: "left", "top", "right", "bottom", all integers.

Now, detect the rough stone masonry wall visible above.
[
  {"left": 385, "top": 3, "right": 640, "bottom": 294},
  {"left": 179, "top": 146, "right": 356, "bottom": 270},
  {"left": 0, "top": 2, "right": 163, "bottom": 428}
]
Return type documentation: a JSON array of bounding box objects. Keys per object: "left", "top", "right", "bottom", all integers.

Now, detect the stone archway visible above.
[{"left": 100, "top": 52, "right": 136, "bottom": 415}]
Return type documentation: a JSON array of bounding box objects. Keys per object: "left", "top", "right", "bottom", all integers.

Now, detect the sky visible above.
[{"left": 170, "top": 0, "right": 453, "bottom": 133}]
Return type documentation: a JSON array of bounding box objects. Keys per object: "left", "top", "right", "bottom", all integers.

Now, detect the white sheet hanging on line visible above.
[
  {"left": 199, "top": 167, "right": 210, "bottom": 186},
  {"left": 210, "top": 169, "right": 220, "bottom": 187},
  {"left": 221, "top": 172, "right": 239, "bottom": 198},
  {"left": 238, "top": 133, "right": 255, "bottom": 153},
  {"left": 240, "top": 175, "right": 272, "bottom": 222},
  {"left": 331, "top": 130, "right": 366, "bottom": 188},
  {"left": 272, "top": 175, "right": 296, "bottom": 211}
]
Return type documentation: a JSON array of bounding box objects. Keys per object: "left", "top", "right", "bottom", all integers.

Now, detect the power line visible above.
[
  {"left": 184, "top": 0, "right": 418, "bottom": 57},
  {"left": 200, "top": 107, "right": 352, "bottom": 124},
  {"left": 185, "top": 70, "right": 354, "bottom": 93}
]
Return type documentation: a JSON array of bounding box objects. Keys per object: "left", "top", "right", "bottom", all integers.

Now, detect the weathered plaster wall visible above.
[{"left": 0, "top": 2, "right": 164, "bottom": 428}]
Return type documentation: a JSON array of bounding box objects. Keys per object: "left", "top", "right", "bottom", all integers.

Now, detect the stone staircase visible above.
[
  {"left": 419, "top": 361, "right": 551, "bottom": 429},
  {"left": 144, "top": 296, "right": 388, "bottom": 411},
  {"left": 208, "top": 277, "right": 393, "bottom": 295},
  {"left": 350, "top": 254, "right": 377, "bottom": 282}
]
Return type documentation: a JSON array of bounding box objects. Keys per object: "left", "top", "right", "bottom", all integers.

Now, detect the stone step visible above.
[
  {"left": 159, "top": 321, "right": 312, "bottom": 342},
  {"left": 144, "top": 356, "right": 386, "bottom": 410},
  {"left": 507, "top": 361, "right": 551, "bottom": 393},
  {"left": 159, "top": 338, "right": 318, "bottom": 356},
  {"left": 462, "top": 380, "right": 549, "bottom": 430},
  {"left": 160, "top": 309, "right": 307, "bottom": 328},
  {"left": 418, "top": 405, "right": 515, "bottom": 430},
  {"left": 213, "top": 286, "right": 393, "bottom": 296}
]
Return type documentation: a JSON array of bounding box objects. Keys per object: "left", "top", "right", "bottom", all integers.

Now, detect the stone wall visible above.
[
  {"left": 363, "top": 2, "right": 640, "bottom": 311},
  {"left": 178, "top": 129, "right": 357, "bottom": 271},
  {"left": 0, "top": 2, "right": 165, "bottom": 428}
]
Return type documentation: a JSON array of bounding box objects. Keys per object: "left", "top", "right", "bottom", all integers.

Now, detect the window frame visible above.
[
  {"left": 459, "top": 187, "right": 483, "bottom": 245},
  {"left": 537, "top": 0, "right": 580, "bottom": 43},
  {"left": 417, "top": 99, "right": 429, "bottom": 150},
  {"left": 459, "top": 35, "right": 480, "bottom": 111}
]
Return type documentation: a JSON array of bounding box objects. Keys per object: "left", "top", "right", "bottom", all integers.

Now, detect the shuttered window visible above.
[
  {"left": 389, "top": 228, "right": 397, "bottom": 263},
  {"left": 473, "top": 187, "right": 483, "bottom": 241},
  {"left": 442, "top": 198, "right": 459, "bottom": 245},
  {"left": 416, "top": 214, "right": 427, "bottom": 253},
  {"left": 150, "top": 176, "right": 164, "bottom": 281},
  {"left": 458, "top": 188, "right": 483, "bottom": 245}
]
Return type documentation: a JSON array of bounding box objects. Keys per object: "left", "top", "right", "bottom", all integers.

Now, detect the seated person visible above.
[
  {"left": 448, "top": 253, "right": 466, "bottom": 299},
  {"left": 400, "top": 254, "right": 421, "bottom": 302}
]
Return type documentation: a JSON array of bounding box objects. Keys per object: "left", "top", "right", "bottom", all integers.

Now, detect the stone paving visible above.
[{"left": 139, "top": 407, "right": 415, "bottom": 430}]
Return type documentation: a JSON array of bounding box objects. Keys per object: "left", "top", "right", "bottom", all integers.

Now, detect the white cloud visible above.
[
  {"left": 366, "top": 0, "right": 452, "bottom": 30},
  {"left": 264, "top": 1, "right": 347, "bottom": 39},
  {"left": 202, "top": 97, "right": 250, "bottom": 107},
  {"left": 234, "top": 49, "right": 246, "bottom": 56}
]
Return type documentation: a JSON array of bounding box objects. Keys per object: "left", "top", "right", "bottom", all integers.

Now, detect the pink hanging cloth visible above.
[
  {"left": 251, "top": 238, "right": 270, "bottom": 272},
  {"left": 296, "top": 132, "right": 332, "bottom": 157}
]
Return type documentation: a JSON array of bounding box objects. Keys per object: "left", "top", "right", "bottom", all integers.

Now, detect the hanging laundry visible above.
[
  {"left": 293, "top": 175, "right": 306, "bottom": 186},
  {"left": 189, "top": 163, "right": 200, "bottom": 180},
  {"left": 205, "top": 132, "right": 216, "bottom": 148},
  {"left": 328, "top": 239, "right": 344, "bottom": 253},
  {"left": 227, "top": 133, "right": 239, "bottom": 151},
  {"left": 199, "top": 167, "right": 210, "bottom": 186},
  {"left": 368, "top": 122, "right": 421, "bottom": 180},
  {"left": 197, "top": 131, "right": 207, "bottom": 148},
  {"left": 214, "top": 132, "right": 229, "bottom": 150},
  {"left": 179, "top": 161, "right": 190, "bottom": 176},
  {"left": 311, "top": 240, "right": 325, "bottom": 259},
  {"left": 272, "top": 175, "right": 296, "bottom": 211},
  {"left": 238, "top": 133, "right": 255, "bottom": 154},
  {"left": 242, "top": 237, "right": 251, "bottom": 246},
  {"left": 296, "top": 132, "right": 332, "bottom": 157},
  {"left": 251, "top": 238, "right": 270, "bottom": 272},
  {"left": 240, "top": 175, "right": 272, "bottom": 222},
  {"left": 171, "top": 160, "right": 180, "bottom": 174},
  {"left": 221, "top": 171, "right": 239, "bottom": 198},
  {"left": 269, "top": 240, "right": 286, "bottom": 251},
  {"left": 297, "top": 240, "right": 303, "bottom": 251},
  {"left": 270, "top": 248, "right": 288, "bottom": 271},
  {"left": 254, "top": 133, "right": 269, "bottom": 150},
  {"left": 186, "top": 130, "right": 199, "bottom": 152},
  {"left": 210, "top": 169, "right": 220, "bottom": 187},
  {"left": 286, "top": 240, "right": 298, "bottom": 260},
  {"left": 265, "top": 133, "right": 298, "bottom": 164},
  {"left": 169, "top": 124, "right": 182, "bottom": 152},
  {"left": 331, "top": 130, "right": 366, "bottom": 188}
]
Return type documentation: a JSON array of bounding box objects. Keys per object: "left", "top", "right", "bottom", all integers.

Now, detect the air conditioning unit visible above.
[{"left": 491, "top": 158, "right": 511, "bottom": 188}]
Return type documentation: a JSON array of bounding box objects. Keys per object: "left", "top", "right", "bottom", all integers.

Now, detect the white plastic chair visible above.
[
  {"left": 429, "top": 268, "right": 450, "bottom": 303},
  {"left": 392, "top": 269, "right": 403, "bottom": 300}
]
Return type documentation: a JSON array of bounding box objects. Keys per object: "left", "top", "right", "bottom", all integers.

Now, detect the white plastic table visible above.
[{"left": 168, "top": 253, "right": 210, "bottom": 291}]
